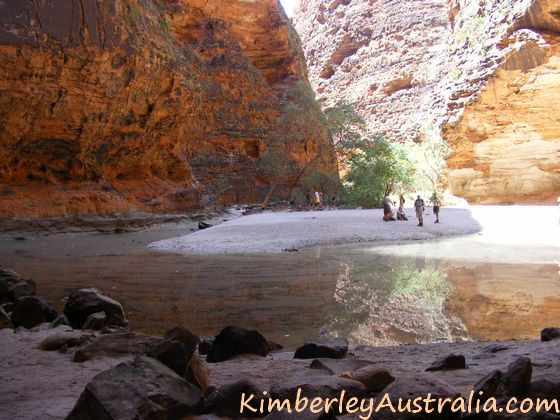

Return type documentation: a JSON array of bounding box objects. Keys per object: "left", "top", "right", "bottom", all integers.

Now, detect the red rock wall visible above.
[{"left": 0, "top": 0, "right": 335, "bottom": 217}]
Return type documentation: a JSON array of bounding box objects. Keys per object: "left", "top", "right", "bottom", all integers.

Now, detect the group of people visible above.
[{"left": 382, "top": 193, "right": 441, "bottom": 227}]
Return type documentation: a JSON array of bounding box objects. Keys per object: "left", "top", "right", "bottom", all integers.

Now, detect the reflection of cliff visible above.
[
  {"left": 323, "top": 258, "right": 470, "bottom": 347},
  {"left": 445, "top": 262, "right": 560, "bottom": 341}
]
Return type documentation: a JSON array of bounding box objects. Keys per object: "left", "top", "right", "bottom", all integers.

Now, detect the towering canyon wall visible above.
[
  {"left": 445, "top": 0, "right": 560, "bottom": 203},
  {"left": 294, "top": 0, "right": 560, "bottom": 204},
  {"left": 0, "top": 0, "right": 336, "bottom": 218}
]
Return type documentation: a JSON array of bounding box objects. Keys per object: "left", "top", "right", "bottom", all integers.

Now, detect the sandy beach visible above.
[{"left": 149, "top": 205, "right": 560, "bottom": 255}]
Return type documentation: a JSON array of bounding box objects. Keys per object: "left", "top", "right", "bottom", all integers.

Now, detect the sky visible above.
[{"left": 279, "top": 0, "right": 299, "bottom": 17}]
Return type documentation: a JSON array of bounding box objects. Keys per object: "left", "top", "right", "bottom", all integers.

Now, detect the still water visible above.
[{"left": 1, "top": 228, "right": 558, "bottom": 349}]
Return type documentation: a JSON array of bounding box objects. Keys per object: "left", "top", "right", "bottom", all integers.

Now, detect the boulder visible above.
[
  {"left": 0, "top": 306, "right": 12, "bottom": 329},
  {"left": 64, "top": 288, "right": 128, "bottom": 330},
  {"left": 426, "top": 354, "right": 467, "bottom": 371},
  {"left": 11, "top": 296, "right": 58, "bottom": 329},
  {"left": 505, "top": 357, "right": 532, "bottom": 397},
  {"left": 67, "top": 356, "right": 204, "bottom": 419},
  {"left": 198, "top": 337, "right": 214, "bottom": 355},
  {"left": 310, "top": 358, "right": 373, "bottom": 375},
  {"left": 73, "top": 332, "right": 160, "bottom": 362},
  {"left": 40, "top": 330, "right": 83, "bottom": 351},
  {"left": 526, "top": 379, "right": 560, "bottom": 400},
  {"left": 50, "top": 314, "right": 69, "bottom": 328},
  {"left": 82, "top": 312, "right": 107, "bottom": 331},
  {"left": 378, "top": 374, "right": 461, "bottom": 419},
  {"left": 270, "top": 376, "right": 366, "bottom": 404},
  {"left": 340, "top": 365, "right": 395, "bottom": 393},
  {"left": 0, "top": 265, "right": 36, "bottom": 303},
  {"left": 203, "top": 379, "right": 264, "bottom": 417},
  {"left": 294, "top": 336, "right": 348, "bottom": 360},
  {"left": 474, "top": 370, "right": 508, "bottom": 402},
  {"left": 479, "top": 344, "right": 510, "bottom": 354},
  {"left": 206, "top": 326, "right": 270, "bottom": 363},
  {"left": 541, "top": 328, "right": 560, "bottom": 342},
  {"left": 185, "top": 355, "right": 212, "bottom": 395},
  {"left": 148, "top": 327, "right": 200, "bottom": 376}
]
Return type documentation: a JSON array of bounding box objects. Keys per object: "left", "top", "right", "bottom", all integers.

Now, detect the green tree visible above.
[
  {"left": 287, "top": 101, "right": 365, "bottom": 201},
  {"left": 343, "top": 135, "right": 415, "bottom": 207},
  {"left": 404, "top": 122, "right": 450, "bottom": 193},
  {"left": 260, "top": 81, "right": 328, "bottom": 207}
]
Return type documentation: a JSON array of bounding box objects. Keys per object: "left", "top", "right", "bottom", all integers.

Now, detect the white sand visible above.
[
  {"left": 2, "top": 325, "right": 559, "bottom": 420},
  {"left": 149, "top": 205, "right": 560, "bottom": 256},
  {"left": 0, "top": 326, "right": 132, "bottom": 420}
]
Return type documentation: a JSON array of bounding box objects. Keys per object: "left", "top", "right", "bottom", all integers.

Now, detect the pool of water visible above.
[{"left": 1, "top": 228, "right": 558, "bottom": 349}]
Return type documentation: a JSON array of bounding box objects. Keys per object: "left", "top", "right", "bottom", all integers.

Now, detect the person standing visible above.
[
  {"left": 399, "top": 194, "right": 405, "bottom": 209},
  {"left": 414, "top": 195, "right": 425, "bottom": 227},
  {"left": 433, "top": 196, "right": 441, "bottom": 223},
  {"left": 314, "top": 191, "right": 322, "bottom": 209}
]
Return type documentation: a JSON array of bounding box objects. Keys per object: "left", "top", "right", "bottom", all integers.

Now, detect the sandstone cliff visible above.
[
  {"left": 0, "top": 0, "right": 335, "bottom": 218},
  {"left": 445, "top": 0, "right": 560, "bottom": 203},
  {"left": 294, "top": 0, "right": 560, "bottom": 204}
]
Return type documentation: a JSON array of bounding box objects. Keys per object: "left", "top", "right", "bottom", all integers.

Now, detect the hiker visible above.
[
  {"left": 414, "top": 195, "right": 425, "bottom": 227},
  {"left": 399, "top": 194, "right": 405, "bottom": 209},
  {"left": 433, "top": 196, "right": 441, "bottom": 223},
  {"left": 314, "top": 191, "right": 322, "bottom": 209},
  {"left": 382, "top": 194, "right": 395, "bottom": 221},
  {"left": 397, "top": 206, "right": 408, "bottom": 221}
]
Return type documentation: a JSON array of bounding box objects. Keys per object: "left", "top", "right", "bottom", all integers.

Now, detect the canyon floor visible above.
[
  {"left": 1, "top": 325, "right": 560, "bottom": 419},
  {"left": 1, "top": 205, "right": 559, "bottom": 419},
  {"left": 149, "top": 205, "right": 560, "bottom": 260}
]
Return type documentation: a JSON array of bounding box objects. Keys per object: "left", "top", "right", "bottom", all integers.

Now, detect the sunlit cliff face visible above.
[{"left": 294, "top": 0, "right": 560, "bottom": 204}]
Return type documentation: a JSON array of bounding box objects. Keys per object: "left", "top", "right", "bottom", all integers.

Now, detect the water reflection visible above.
[
  {"left": 322, "top": 258, "right": 469, "bottom": 347},
  {"left": 0, "top": 234, "right": 558, "bottom": 349}
]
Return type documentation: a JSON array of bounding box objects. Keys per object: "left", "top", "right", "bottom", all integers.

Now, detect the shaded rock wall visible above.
[
  {"left": 0, "top": 0, "right": 335, "bottom": 218},
  {"left": 294, "top": 0, "right": 560, "bottom": 203}
]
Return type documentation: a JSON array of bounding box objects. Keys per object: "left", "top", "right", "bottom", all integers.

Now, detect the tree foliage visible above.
[
  {"left": 260, "top": 81, "right": 328, "bottom": 207},
  {"left": 404, "top": 122, "right": 451, "bottom": 192},
  {"left": 342, "top": 135, "right": 415, "bottom": 207}
]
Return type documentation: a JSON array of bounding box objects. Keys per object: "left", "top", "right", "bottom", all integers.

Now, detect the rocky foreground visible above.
[{"left": 2, "top": 264, "right": 560, "bottom": 419}]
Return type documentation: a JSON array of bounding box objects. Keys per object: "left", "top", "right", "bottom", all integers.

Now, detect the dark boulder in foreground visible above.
[
  {"left": 294, "top": 336, "right": 348, "bottom": 360},
  {"left": 40, "top": 330, "right": 84, "bottom": 351},
  {"left": 11, "top": 296, "right": 57, "bottom": 329},
  {"left": 0, "top": 265, "right": 36, "bottom": 303},
  {"left": 0, "top": 306, "right": 12, "bottom": 329},
  {"left": 505, "top": 357, "right": 532, "bottom": 397},
  {"left": 526, "top": 379, "right": 560, "bottom": 400},
  {"left": 340, "top": 365, "right": 395, "bottom": 393},
  {"left": 309, "top": 357, "right": 372, "bottom": 375},
  {"left": 379, "top": 374, "right": 461, "bottom": 419},
  {"left": 206, "top": 326, "right": 270, "bottom": 363},
  {"left": 270, "top": 376, "right": 366, "bottom": 408},
  {"left": 148, "top": 327, "right": 200, "bottom": 376},
  {"left": 64, "top": 288, "right": 128, "bottom": 330},
  {"left": 474, "top": 370, "right": 508, "bottom": 402},
  {"left": 203, "top": 379, "right": 264, "bottom": 417},
  {"left": 67, "top": 356, "right": 204, "bottom": 420},
  {"left": 426, "top": 354, "right": 467, "bottom": 371},
  {"left": 541, "top": 327, "right": 560, "bottom": 342},
  {"left": 73, "top": 332, "right": 160, "bottom": 362}
]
